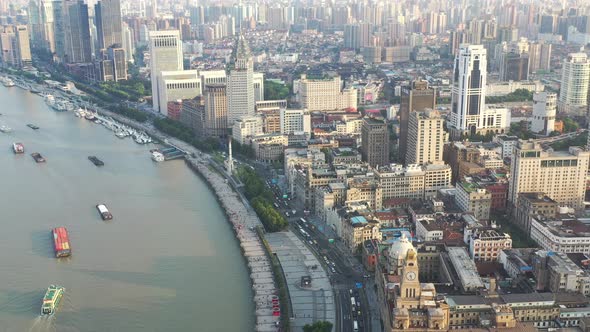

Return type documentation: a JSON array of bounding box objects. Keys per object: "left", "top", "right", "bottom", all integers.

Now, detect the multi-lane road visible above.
[{"left": 261, "top": 176, "right": 377, "bottom": 332}]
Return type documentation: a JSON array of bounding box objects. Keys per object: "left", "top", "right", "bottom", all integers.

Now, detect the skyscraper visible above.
[
  {"left": 149, "top": 30, "right": 183, "bottom": 113},
  {"left": 204, "top": 84, "right": 228, "bottom": 137},
  {"left": 399, "top": 80, "right": 436, "bottom": 164},
  {"left": 15, "top": 25, "right": 32, "bottom": 68},
  {"left": 227, "top": 34, "right": 255, "bottom": 126},
  {"left": 450, "top": 44, "right": 487, "bottom": 136},
  {"left": 361, "top": 117, "right": 390, "bottom": 168},
  {"left": 499, "top": 51, "right": 529, "bottom": 82},
  {"left": 95, "top": 0, "right": 122, "bottom": 50},
  {"left": 0, "top": 25, "right": 32, "bottom": 68},
  {"left": 558, "top": 53, "right": 590, "bottom": 115},
  {"left": 406, "top": 109, "right": 445, "bottom": 166},
  {"left": 63, "top": 0, "right": 91, "bottom": 63}
]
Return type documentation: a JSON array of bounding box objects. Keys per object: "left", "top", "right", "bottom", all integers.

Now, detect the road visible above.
[{"left": 259, "top": 176, "right": 379, "bottom": 332}]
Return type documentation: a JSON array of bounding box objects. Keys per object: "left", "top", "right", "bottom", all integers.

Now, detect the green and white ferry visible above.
[{"left": 41, "top": 285, "right": 65, "bottom": 315}]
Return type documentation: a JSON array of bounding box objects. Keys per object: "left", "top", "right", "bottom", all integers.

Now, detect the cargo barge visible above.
[
  {"left": 31, "top": 152, "right": 46, "bottom": 163},
  {"left": 52, "top": 227, "right": 71, "bottom": 258},
  {"left": 96, "top": 204, "right": 112, "bottom": 220},
  {"left": 88, "top": 156, "right": 104, "bottom": 166},
  {"left": 27, "top": 124, "right": 39, "bottom": 130},
  {"left": 41, "top": 285, "right": 65, "bottom": 315}
]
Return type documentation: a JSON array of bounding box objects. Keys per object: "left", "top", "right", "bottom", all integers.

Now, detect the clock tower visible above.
[{"left": 399, "top": 248, "right": 421, "bottom": 301}]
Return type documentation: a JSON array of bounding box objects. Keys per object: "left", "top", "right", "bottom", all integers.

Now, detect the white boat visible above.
[
  {"left": 2, "top": 77, "right": 15, "bottom": 87},
  {"left": 115, "top": 131, "right": 127, "bottom": 138},
  {"left": 0, "top": 125, "right": 12, "bottom": 133},
  {"left": 151, "top": 151, "right": 165, "bottom": 162}
]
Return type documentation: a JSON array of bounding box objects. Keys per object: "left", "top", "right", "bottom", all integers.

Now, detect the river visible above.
[{"left": 0, "top": 86, "right": 254, "bottom": 331}]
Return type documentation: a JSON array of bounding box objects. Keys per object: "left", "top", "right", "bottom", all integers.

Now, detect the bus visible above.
[
  {"left": 273, "top": 202, "right": 279, "bottom": 208},
  {"left": 353, "top": 320, "right": 359, "bottom": 331},
  {"left": 300, "top": 218, "right": 307, "bottom": 225}
]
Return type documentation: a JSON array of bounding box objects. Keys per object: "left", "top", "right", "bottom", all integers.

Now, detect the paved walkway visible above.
[{"left": 266, "top": 231, "right": 336, "bottom": 332}]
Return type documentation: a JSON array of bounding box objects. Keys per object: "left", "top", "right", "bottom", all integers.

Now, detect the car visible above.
[{"left": 330, "top": 267, "right": 336, "bottom": 273}]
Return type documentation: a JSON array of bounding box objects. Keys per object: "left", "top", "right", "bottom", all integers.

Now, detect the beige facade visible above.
[
  {"left": 406, "top": 109, "right": 445, "bottom": 165},
  {"left": 296, "top": 74, "right": 358, "bottom": 112},
  {"left": 468, "top": 229, "right": 512, "bottom": 262},
  {"left": 508, "top": 141, "right": 590, "bottom": 210},
  {"left": 204, "top": 84, "right": 228, "bottom": 137},
  {"left": 456, "top": 181, "right": 492, "bottom": 220}
]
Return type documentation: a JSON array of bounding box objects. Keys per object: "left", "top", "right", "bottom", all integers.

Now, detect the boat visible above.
[
  {"left": 96, "top": 204, "right": 113, "bottom": 220},
  {"left": 0, "top": 125, "right": 11, "bottom": 133},
  {"left": 12, "top": 142, "right": 24, "bottom": 154},
  {"left": 30, "top": 87, "right": 41, "bottom": 94},
  {"left": 31, "top": 152, "right": 46, "bottom": 163},
  {"left": 85, "top": 113, "right": 96, "bottom": 121},
  {"left": 2, "top": 77, "right": 15, "bottom": 87},
  {"left": 151, "top": 151, "right": 165, "bottom": 162},
  {"left": 27, "top": 124, "right": 40, "bottom": 130},
  {"left": 41, "top": 285, "right": 65, "bottom": 315},
  {"left": 44, "top": 94, "right": 55, "bottom": 106},
  {"left": 115, "top": 131, "right": 128, "bottom": 138},
  {"left": 52, "top": 227, "right": 71, "bottom": 258},
  {"left": 88, "top": 156, "right": 104, "bottom": 166}
]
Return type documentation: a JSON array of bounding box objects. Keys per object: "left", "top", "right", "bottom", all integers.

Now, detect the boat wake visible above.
[{"left": 29, "top": 315, "right": 56, "bottom": 332}]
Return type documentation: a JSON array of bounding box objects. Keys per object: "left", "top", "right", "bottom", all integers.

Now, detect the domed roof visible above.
[{"left": 389, "top": 234, "right": 414, "bottom": 262}]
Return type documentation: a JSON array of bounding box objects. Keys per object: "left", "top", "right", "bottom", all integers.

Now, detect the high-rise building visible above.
[
  {"left": 449, "top": 44, "right": 487, "bottom": 136},
  {"left": 399, "top": 80, "right": 436, "bottom": 164},
  {"left": 279, "top": 108, "right": 311, "bottom": 137},
  {"left": 406, "top": 109, "right": 445, "bottom": 166},
  {"left": 227, "top": 34, "right": 255, "bottom": 126},
  {"left": 0, "top": 25, "right": 32, "bottom": 68},
  {"left": 149, "top": 30, "right": 183, "bottom": 113},
  {"left": 204, "top": 84, "right": 228, "bottom": 137},
  {"left": 157, "top": 70, "right": 201, "bottom": 116},
  {"left": 121, "top": 23, "right": 134, "bottom": 63},
  {"left": 529, "top": 42, "right": 552, "bottom": 73},
  {"left": 361, "top": 117, "right": 389, "bottom": 168},
  {"left": 558, "top": 53, "right": 590, "bottom": 115},
  {"left": 531, "top": 92, "right": 557, "bottom": 136},
  {"left": 15, "top": 25, "right": 32, "bottom": 68},
  {"left": 297, "top": 74, "right": 358, "bottom": 112},
  {"left": 95, "top": 0, "right": 122, "bottom": 50},
  {"left": 508, "top": 141, "right": 589, "bottom": 210},
  {"left": 63, "top": 0, "right": 91, "bottom": 64},
  {"left": 499, "top": 51, "right": 529, "bottom": 81},
  {"left": 107, "top": 46, "right": 127, "bottom": 81}
]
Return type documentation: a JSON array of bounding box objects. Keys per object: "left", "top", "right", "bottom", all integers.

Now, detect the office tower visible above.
[
  {"left": 157, "top": 70, "right": 201, "bottom": 116},
  {"left": 280, "top": 108, "right": 311, "bottom": 137},
  {"left": 95, "top": 0, "right": 122, "bottom": 50},
  {"left": 399, "top": 80, "right": 436, "bottom": 164},
  {"left": 146, "top": 0, "right": 156, "bottom": 18},
  {"left": 52, "top": 0, "right": 65, "bottom": 61},
  {"left": 406, "top": 109, "right": 444, "bottom": 165},
  {"left": 449, "top": 30, "right": 466, "bottom": 55},
  {"left": 204, "top": 84, "right": 228, "bottom": 137},
  {"left": 344, "top": 24, "right": 359, "bottom": 49},
  {"left": 0, "top": 25, "right": 31, "bottom": 68},
  {"left": 499, "top": 51, "right": 529, "bottom": 81},
  {"left": 531, "top": 92, "right": 556, "bottom": 136},
  {"left": 508, "top": 141, "right": 589, "bottom": 210},
  {"left": 450, "top": 44, "right": 487, "bottom": 135},
  {"left": 539, "top": 15, "right": 556, "bottom": 34},
  {"left": 107, "top": 46, "right": 127, "bottom": 81},
  {"left": 558, "top": 53, "right": 590, "bottom": 115},
  {"left": 63, "top": 0, "right": 91, "bottom": 63},
  {"left": 0, "top": 26, "right": 16, "bottom": 66},
  {"left": 253, "top": 72, "right": 264, "bottom": 102},
  {"left": 529, "top": 42, "right": 552, "bottom": 73},
  {"left": 121, "top": 23, "right": 134, "bottom": 63},
  {"left": 149, "top": 30, "right": 183, "bottom": 113},
  {"left": 189, "top": 6, "right": 205, "bottom": 26},
  {"left": 497, "top": 26, "right": 518, "bottom": 43},
  {"left": 227, "top": 34, "right": 254, "bottom": 126},
  {"left": 361, "top": 117, "right": 389, "bottom": 168}
]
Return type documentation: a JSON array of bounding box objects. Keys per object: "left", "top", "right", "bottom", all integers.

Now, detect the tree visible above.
[
  {"left": 303, "top": 321, "right": 333, "bottom": 332},
  {"left": 264, "top": 80, "right": 290, "bottom": 100}
]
